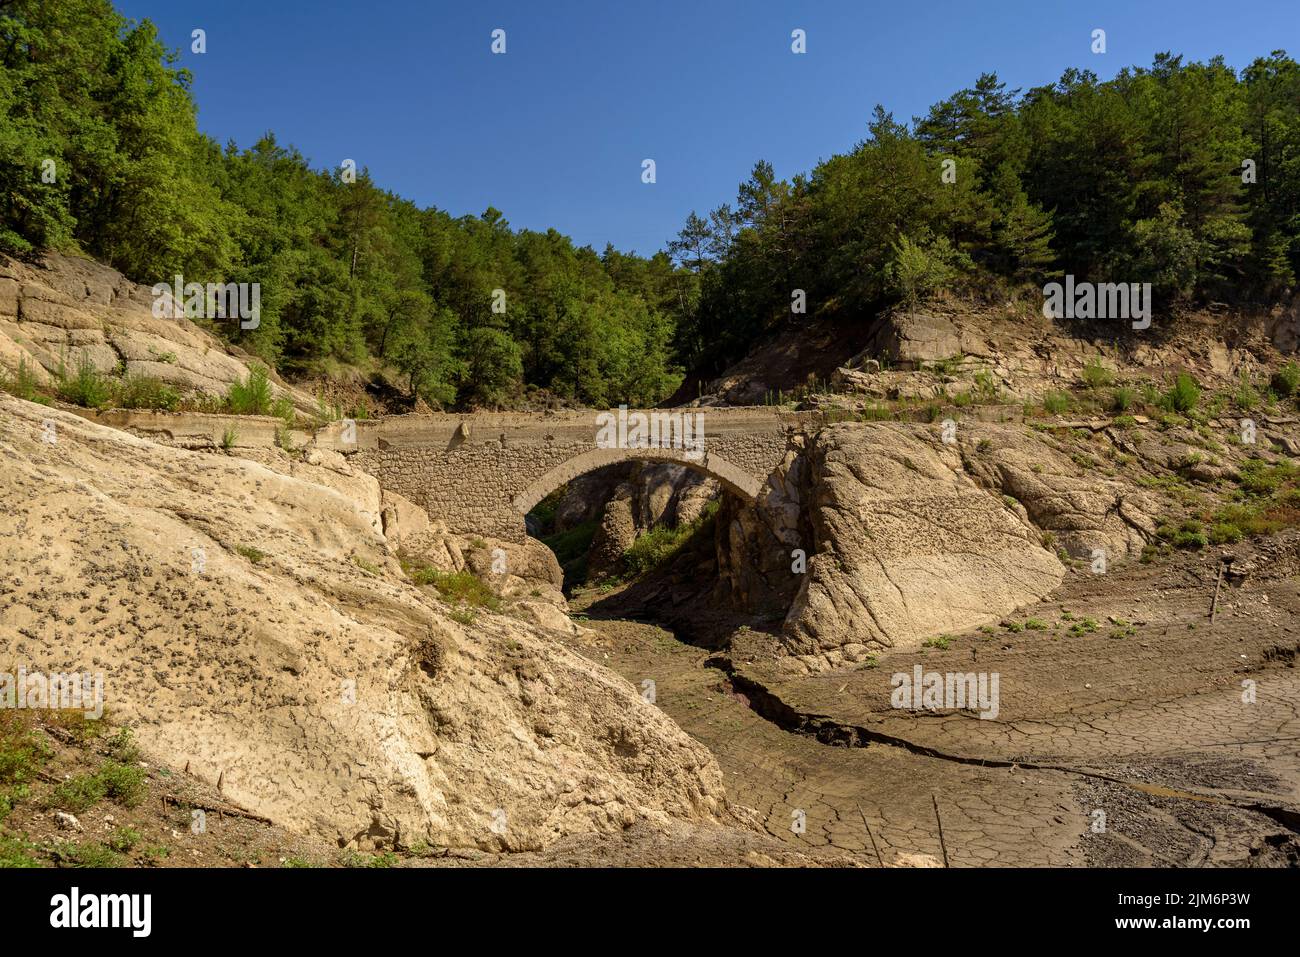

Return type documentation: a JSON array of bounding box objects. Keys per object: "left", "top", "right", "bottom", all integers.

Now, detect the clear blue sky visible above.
[{"left": 114, "top": 0, "right": 1299, "bottom": 257}]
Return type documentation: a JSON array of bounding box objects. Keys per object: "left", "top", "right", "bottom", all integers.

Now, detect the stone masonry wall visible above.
[{"left": 336, "top": 409, "right": 817, "bottom": 542}]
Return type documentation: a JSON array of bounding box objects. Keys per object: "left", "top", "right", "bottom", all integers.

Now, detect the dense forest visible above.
[
  {"left": 674, "top": 55, "right": 1300, "bottom": 376},
  {"left": 4, "top": 0, "right": 1300, "bottom": 407}
]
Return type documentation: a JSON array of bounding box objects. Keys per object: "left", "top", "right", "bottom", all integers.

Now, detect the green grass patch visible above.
[
  {"left": 115, "top": 374, "right": 180, "bottom": 411},
  {"left": 541, "top": 520, "right": 598, "bottom": 568},
  {"left": 46, "top": 760, "right": 146, "bottom": 813},
  {"left": 107, "top": 826, "right": 140, "bottom": 853},
  {"left": 0, "top": 711, "right": 51, "bottom": 822},
  {"left": 1109, "top": 386, "right": 1137, "bottom": 413},
  {"left": 56, "top": 352, "right": 113, "bottom": 409},
  {"left": 235, "top": 544, "right": 266, "bottom": 564},
  {"left": 1068, "top": 617, "right": 1099, "bottom": 635},
  {"left": 622, "top": 502, "right": 719, "bottom": 577},
  {"left": 1271, "top": 361, "right": 1300, "bottom": 398},
  {"left": 0, "top": 832, "right": 40, "bottom": 868},
  {"left": 403, "top": 561, "right": 501, "bottom": 612},
  {"left": 0, "top": 357, "right": 53, "bottom": 405},
  {"left": 1081, "top": 358, "right": 1113, "bottom": 390},
  {"left": 49, "top": 840, "right": 123, "bottom": 868},
  {"left": 1161, "top": 373, "right": 1201, "bottom": 414},
  {"left": 1042, "top": 391, "right": 1072, "bottom": 415}
]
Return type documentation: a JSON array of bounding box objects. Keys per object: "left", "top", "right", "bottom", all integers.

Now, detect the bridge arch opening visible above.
[
  {"left": 512, "top": 447, "right": 761, "bottom": 518},
  {"left": 519, "top": 448, "right": 756, "bottom": 592}
]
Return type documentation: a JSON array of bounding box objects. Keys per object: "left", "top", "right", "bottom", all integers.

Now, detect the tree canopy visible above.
[
  {"left": 5, "top": 1, "right": 1300, "bottom": 402},
  {"left": 671, "top": 55, "right": 1300, "bottom": 376}
]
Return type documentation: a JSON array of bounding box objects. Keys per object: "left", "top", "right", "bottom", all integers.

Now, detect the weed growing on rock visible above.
[
  {"left": 226, "top": 364, "right": 274, "bottom": 416},
  {"left": 0, "top": 357, "right": 52, "bottom": 405}
]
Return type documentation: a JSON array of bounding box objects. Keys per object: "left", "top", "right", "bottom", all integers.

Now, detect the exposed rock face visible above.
[
  {"left": 1265, "top": 294, "right": 1299, "bottom": 353},
  {"left": 780, "top": 424, "right": 1065, "bottom": 669},
  {"left": 0, "top": 395, "right": 729, "bottom": 851},
  {"left": 862, "top": 310, "right": 963, "bottom": 363},
  {"left": 0, "top": 252, "right": 310, "bottom": 410},
  {"left": 584, "top": 463, "right": 722, "bottom": 580},
  {"left": 714, "top": 445, "right": 810, "bottom": 616},
  {"left": 702, "top": 294, "right": 1296, "bottom": 412},
  {"left": 692, "top": 322, "right": 874, "bottom": 407},
  {"left": 958, "top": 425, "right": 1161, "bottom": 561},
  {"left": 553, "top": 466, "right": 634, "bottom": 531},
  {"left": 588, "top": 486, "right": 639, "bottom": 580}
]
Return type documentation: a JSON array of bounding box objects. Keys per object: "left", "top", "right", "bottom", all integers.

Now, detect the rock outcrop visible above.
[
  {"left": 0, "top": 252, "right": 311, "bottom": 410},
  {"left": 0, "top": 395, "right": 729, "bottom": 851},
  {"left": 583, "top": 463, "right": 721, "bottom": 580},
  {"left": 958, "top": 425, "right": 1161, "bottom": 561},
  {"left": 780, "top": 424, "right": 1066, "bottom": 669}
]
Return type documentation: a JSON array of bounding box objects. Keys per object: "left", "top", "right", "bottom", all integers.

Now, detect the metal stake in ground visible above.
[
  {"left": 1210, "top": 555, "right": 1232, "bottom": 624},
  {"left": 932, "top": 793, "right": 950, "bottom": 867},
  {"left": 856, "top": 804, "right": 884, "bottom": 867}
]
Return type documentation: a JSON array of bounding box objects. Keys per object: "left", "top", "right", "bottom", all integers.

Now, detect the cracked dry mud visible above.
[{"left": 566, "top": 535, "right": 1300, "bottom": 867}]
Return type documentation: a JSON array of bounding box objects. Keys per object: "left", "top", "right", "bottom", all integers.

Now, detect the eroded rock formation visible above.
[{"left": 0, "top": 395, "right": 731, "bottom": 851}]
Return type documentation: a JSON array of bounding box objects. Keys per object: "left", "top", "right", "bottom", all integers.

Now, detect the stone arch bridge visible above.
[{"left": 318, "top": 407, "right": 823, "bottom": 542}]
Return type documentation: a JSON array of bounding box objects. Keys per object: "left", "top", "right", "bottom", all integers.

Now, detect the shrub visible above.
[
  {"left": 406, "top": 566, "right": 501, "bottom": 612},
  {"left": 50, "top": 841, "right": 122, "bottom": 868},
  {"left": 226, "top": 364, "right": 274, "bottom": 416},
  {"left": 107, "top": 827, "right": 140, "bottom": 853},
  {"left": 1238, "top": 458, "right": 1296, "bottom": 496},
  {"left": 1081, "top": 358, "right": 1113, "bottom": 390},
  {"left": 48, "top": 760, "right": 146, "bottom": 811},
  {"left": 97, "top": 760, "right": 146, "bottom": 807},
  {"left": 105, "top": 727, "right": 140, "bottom": 763},
  {"left": 623, "top": 525, "right": 690, "bottom": 576},
  {"left": 1042, "top": 391, "right": 1072, "bottom": 415},
  {"left": 1271, "top": 361, "right": 1300, "bottom": 398},
  {"left": 0, "top": 833, "right": 40, "bottom": 868},
  {"left": 271, "top": 394, "right": 295, "bottom": 428},
  {"left": 1171, "top": 520, "right": 1207, "bottom": 549},
  {"left": 114, "top": 374, "right": 180, "bottom": 411},
  {"left": 973, "top": 370, "right": 1000, "bottom": 400},
  {"left": 541, "top": 520, "right": 598, "bottom": 568},
  {"left": 48, "top": 773, "right": 106, "bottom": 811},
  {"left": 1110, "top": 386, "right": 1136, "bottom": 413},
  {"left": 0, "top": 357, "right": 53, "bottom": 404},
  {"left": 1233, "top": 374, "right": 1260, "bottom": 411},
  {"left": 56, "top": 352, "right": 113, "bottom": 408},
  {"left": 1162, "top": 373, "right": 1200, "bottom": 413},
  {"left": 1209, "top": 522, "right": 1243, "bottom": 545},
  {"left": 622, "top": 501, "right": 720, "bottom": 577},
  {"left": 0, "top": 711, "right": 50, "bottom": 821}
]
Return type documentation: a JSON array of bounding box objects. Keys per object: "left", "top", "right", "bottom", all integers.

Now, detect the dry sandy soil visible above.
[{"left": 570, "top": 527, "right": 1300, "bottom": 867}]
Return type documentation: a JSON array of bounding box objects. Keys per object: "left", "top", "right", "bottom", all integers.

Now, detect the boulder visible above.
[
  {"left": 782, "top": 424, "right": 1064, "bottom": 667},
  {"left": 864, "top": 311, "right": 962, "bottom": 363}
]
